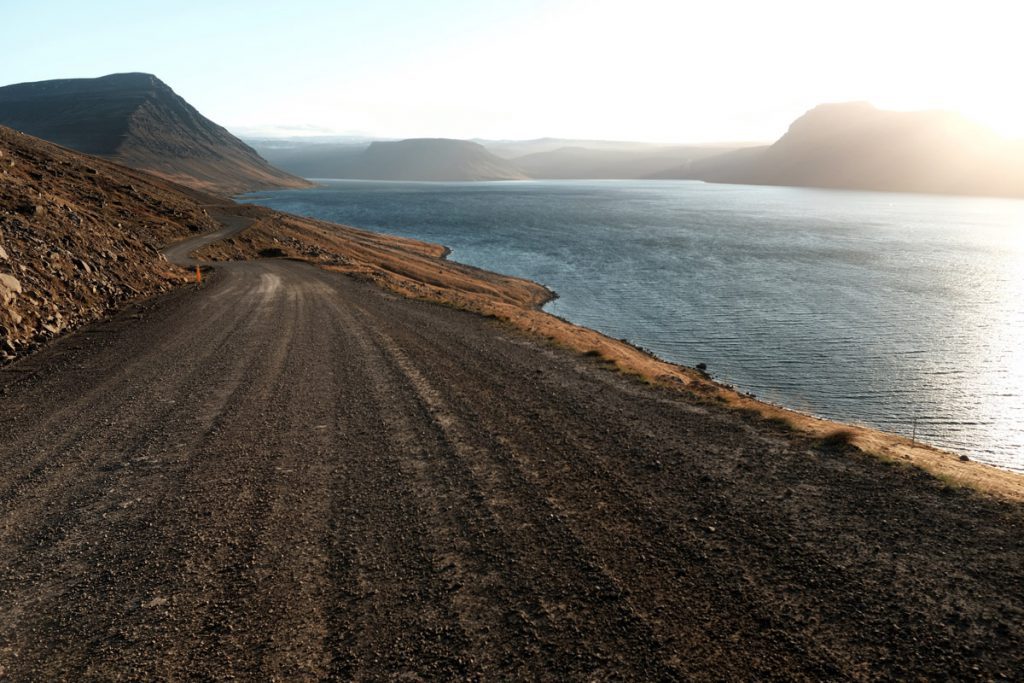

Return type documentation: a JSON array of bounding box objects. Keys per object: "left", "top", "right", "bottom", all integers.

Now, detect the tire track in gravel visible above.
[
  {"left": 0, "top": 263, "right": 303, "bottom": 679},
  {"left": 0, "top": 272, "right": 263, "bottom": 514},
  {"left": 330, "top": 275, "right": 1023, "bottom": 680},
  {"left": 318, "top": 289, "right": 480, "bottom": 679},
  {"left": 0, "top": 269, "right": 273, "bottom": 539},
  {"left": 126, "top": 264, "right": 311, "bottom": 681},
  {"left": 325, "top": 287, "right": 593, "bottom": 678},
  {"left": 333, "top": 294, "right": 682, "bottom": 679},
  {"left": 340, "top": 292, "right": 817, "bottom": 677}
]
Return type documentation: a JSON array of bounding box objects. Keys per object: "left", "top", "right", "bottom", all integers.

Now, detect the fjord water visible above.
[{"left": 241, "top": 180, "right": 1024, "bottom": 471}]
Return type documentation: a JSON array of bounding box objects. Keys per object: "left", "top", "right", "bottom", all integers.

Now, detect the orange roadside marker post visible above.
[{"left": 196, "top": 266, "right": 202, "bottom": 284}]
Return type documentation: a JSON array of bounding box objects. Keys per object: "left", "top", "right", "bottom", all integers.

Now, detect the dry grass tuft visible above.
[
  {"left": 817, "top": 429, "right": 858, "bottom": 453},
  {"left": 761, "top": 416, "right": 796, "bottom": 432}
]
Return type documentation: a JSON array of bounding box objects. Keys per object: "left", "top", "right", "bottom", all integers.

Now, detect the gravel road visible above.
[{"left": 0, "top": 245, "right": 1021, "bottom": 679}]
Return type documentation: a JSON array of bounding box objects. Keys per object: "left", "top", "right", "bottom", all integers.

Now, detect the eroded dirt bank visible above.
[{"left": 0, "top": 257, "right": 1022, "bottom": 680}]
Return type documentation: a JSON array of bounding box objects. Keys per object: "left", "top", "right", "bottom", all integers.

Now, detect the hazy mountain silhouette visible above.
[
  {"left": 248, "top": 140, "right": 369, "bottom": 179},
  {"left": 0, "top": 73, "right": 310, "bottom": 194},
  {"left": 510, "top": 145, "right": 737, "bottom": 179},
  {"left": 251, "top": 137, "right": 752, "bottom": 181},
  {"left": 276, "top": 138, "right": 529, "bottom": 181},
  {"left": 480, "top": 137, "right": 747, "bottom": 159},
  {"left": 655, "top": 102, "right": 1024, "bottom": 197}
]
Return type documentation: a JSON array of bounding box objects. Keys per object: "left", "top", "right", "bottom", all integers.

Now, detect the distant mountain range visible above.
[
  {"left": 249, "top": 140, "right": 369, "bottom": 180},
  {"left": 353, "top": 139, "right": 528, "bottom": 181},
  {"left": 655, "top": 102, "right": 1024, "bottom": 197},
  {"left": 252, "top": 137, "right": 748, "bottom": 183},
  {"left": 510, "top": 145, "right": 736, "bottom": 179},
  {"left": 249, "top": 104, "right": 1024, "bottom": 198},
  {"left": 5, "top": 73, "right": 1019, "bottom": 198},
  {"left": 0, "top": 73, "right": 309, "bottom": 195},
  {"left": 258, "top": 138, "right": 528, "bottom": 181}
]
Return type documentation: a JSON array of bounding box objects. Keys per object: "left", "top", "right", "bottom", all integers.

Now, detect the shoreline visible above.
[
  {"left": 421, "top": 247, "right": 1018, "bottom": 474},
  {"left": 200, "top": 200, "right": 1024, "bottom": 502},
  {"left": 546, "top": 302, "right": 1020, "bottom": 475},
  {"left": 538, "top": 300, "right": 1024, "bottom": 493}
]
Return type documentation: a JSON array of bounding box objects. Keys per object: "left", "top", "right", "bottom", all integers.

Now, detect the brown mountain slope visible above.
[
  {"left": 0, "top": 73, "right": 311, "bottom": 195},
  {"left": 0, "top": 125, "right": 220, "bottom": 360}
]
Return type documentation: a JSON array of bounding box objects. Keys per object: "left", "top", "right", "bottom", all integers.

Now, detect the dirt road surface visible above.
[{"left": 0, "top": 234, "right": 1022, "bottom": 680}]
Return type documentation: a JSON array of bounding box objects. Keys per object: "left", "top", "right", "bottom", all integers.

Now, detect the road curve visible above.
[
  {"left": 0, "top": 234, "right": 1022, "bottom": 679},
  {"left": 161, "top": 209, "right": 256, "bottom": 266}
]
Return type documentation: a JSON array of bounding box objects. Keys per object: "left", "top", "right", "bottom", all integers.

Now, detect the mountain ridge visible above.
[
  {"left": 655, "top": 102, "right": 1024, "bottom": 197},
  {"left": 0, "top": 73, "right": 311, "bottom": 195},
  {"left": 243, "top": 101, "right": 1024, "bottom": 198}
]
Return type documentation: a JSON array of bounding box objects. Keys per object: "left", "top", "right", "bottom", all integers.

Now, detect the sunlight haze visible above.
[{"left": 4, "top": 0, "right": 1023, "bottom": 142}]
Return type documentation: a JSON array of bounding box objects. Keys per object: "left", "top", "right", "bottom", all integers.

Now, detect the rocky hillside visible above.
[
  {"left": 0, "top": 125, "right": 222, "bottom": 363},
  {"left": 0, "top": 73, "right": 310, "bottom": 195},
  {"left": 657, "top": 103, "right": 1024, "bottom": 198}
]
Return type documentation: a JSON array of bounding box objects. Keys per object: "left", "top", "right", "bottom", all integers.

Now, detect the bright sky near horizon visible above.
[{"left": 4, "top": 0, "right": 1023, "bottom": 143}]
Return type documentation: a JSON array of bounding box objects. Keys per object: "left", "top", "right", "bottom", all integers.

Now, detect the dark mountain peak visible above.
[
  {"left": 92, "top": 72, "right": 179, "bottom": 98},
  {"left": 0, "top": 73, "right": 309, "bottom": 194},
  {"left": 68, "top": 71, "right": 167, "bottom": 89},
  {"left": 1, "top": 72, "right": 170, "bottom": 102},
  {"left": 99, "top": 71, "right": 164, "bottom": 85}
]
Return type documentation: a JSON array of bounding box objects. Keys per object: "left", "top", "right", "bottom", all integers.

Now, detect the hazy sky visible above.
[{"left": 4, "top": 0, "right": 1023, "bottom": 142}]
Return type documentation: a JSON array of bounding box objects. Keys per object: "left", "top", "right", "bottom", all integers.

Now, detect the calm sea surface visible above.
[{"left": 241, "top": 180, "right": 1024, "bottom": 471}]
